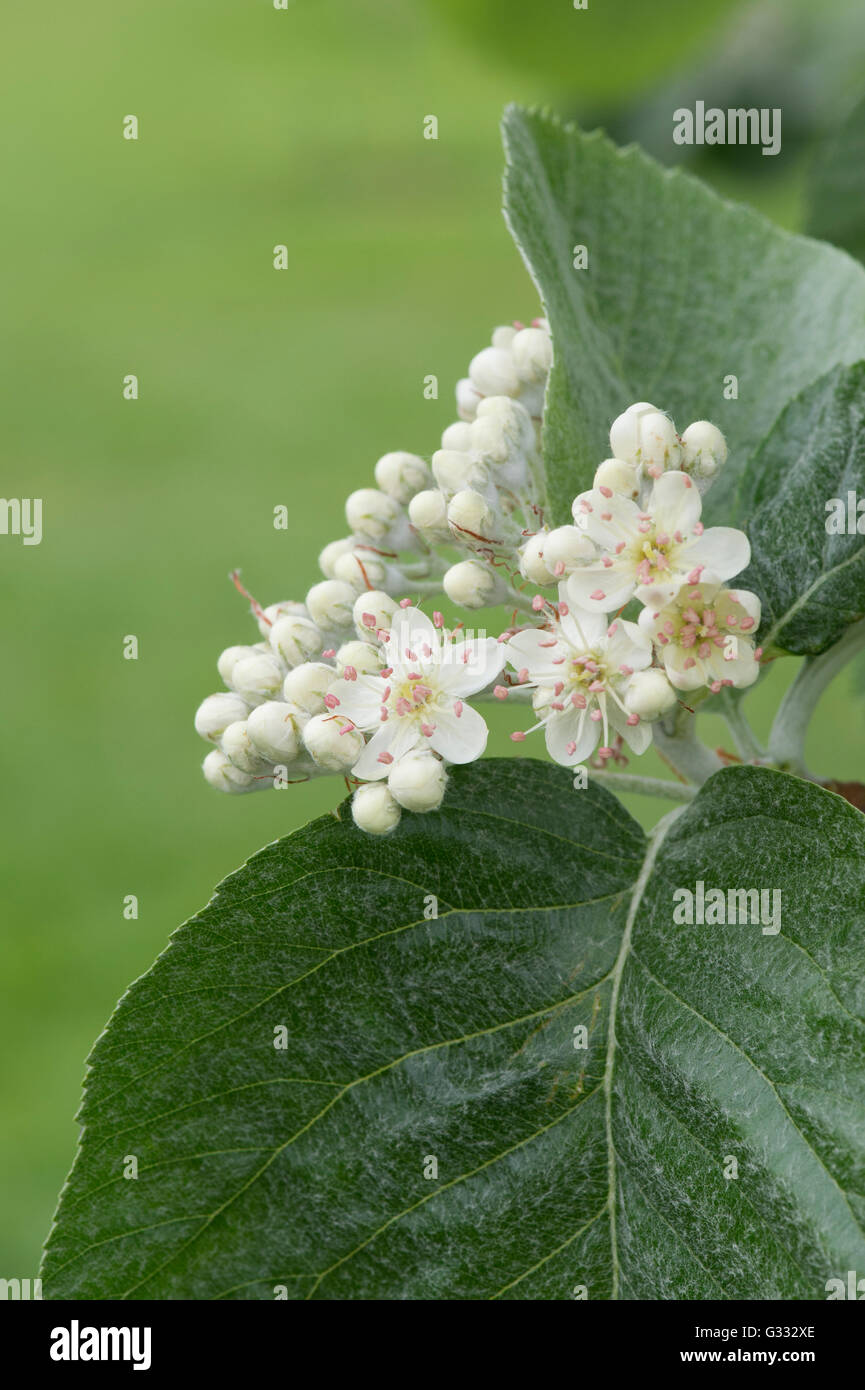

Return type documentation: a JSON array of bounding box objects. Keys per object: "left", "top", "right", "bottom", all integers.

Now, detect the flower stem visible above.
[
  {"left": 652, "top": 699, "right": 723, "bottom": 786},
  {"left": 768, "top": 620, "right": 865, "bottom": 774},
  {"left": 588, "top": 770, "right": 696, "bottom": 802},
  {"left": 717, "top": 687, "right": 766, "bottom": 762}
]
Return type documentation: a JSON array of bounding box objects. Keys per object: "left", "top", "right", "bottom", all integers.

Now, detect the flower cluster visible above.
[{"left": 194, "top": 328, "right": 762, "bottom": 832}]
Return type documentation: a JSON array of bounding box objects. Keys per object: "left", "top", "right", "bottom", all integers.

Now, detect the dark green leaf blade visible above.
[
  {"left": 41, "top": 761, "right": 865, "bottom": 1299},
  {"left": 502, "top": 106, "right": 865, "bottom": 525}
]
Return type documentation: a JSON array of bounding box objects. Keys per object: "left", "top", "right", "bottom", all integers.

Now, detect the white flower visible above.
[
  {"left": 568, "top": 470, "right": 750, "bottom": 612},
  {"left": 351, "top": 782, "right": 401, "bottom": 834},
  {"left": 504, "top": 590, "right": 655, "bottom": 766},
  {"left": 638, "top": 582, "right": 762, "bottom": 692},
  {"left": 327, "top": 605, "right": 504, "bottom": 780}
]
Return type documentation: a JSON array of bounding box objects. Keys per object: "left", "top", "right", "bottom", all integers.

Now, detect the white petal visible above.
[
  {"left": 566, "top": 564, "right": 635, "bottom": 613},
  {"left": 388, "top": 607, "right": 439, "bottom": 666},
  {"left": 440, "top": 636, "right": 506, "bottom": 695},
  {"left": 352, "top": 718, "right": 421, "bottom": 779},
  {"left": 428, "top": 702, "right": 488, "bottom": 764},
  {"left": 545, "top": 708, "right": 598, "bottom": 766},
  {"left": 649, "top": 470, "right": 702, "bottom": 533},
  {"left": 577, "top": 490, "right": 640, "bottom": 550},
  {"left": 688, "top": 527, "right": 751, "bottom": 584},
  {"left": 328, "top": 676, "right": 384, "bottom": 729},
  {"left": 662, "top": 644, "right": 706, "bottom": 691}
]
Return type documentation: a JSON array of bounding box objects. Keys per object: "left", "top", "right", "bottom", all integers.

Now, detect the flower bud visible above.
[
  {"left": 336, "top": 640, "right": 383, "bottom": 676},
  {"left": 681, "top": 421, "right": 728, "bottom": 481},
  {"left": 194, "top": 691, "right": 251, "bottom": 743},
  {"left": 592, "top": 457, "right": 640, "bottom": 500},
  {"left": 345, "top": 487, "right": 401, "bottom": 544},
  {"left": 474, "top": 395, "right": 536, "bottom": 455},
  {"left": 332, "top": 549, "right": 390, "bottom": 592},
  {"left": 202, "top": 749, "right": 263, "bottom": 795},
  {"left": 636, "top": 411, "right": 682, "bottom": 472},
  {"left": 352, "top": 589, "right": 398, "bottom": 639},
  {"left": 302, "top": 712, "right": 365, "bottom": 771},
  {"left": 305, "top": 580, "right": 356, "bottom": 632},
  {"left": 609, "top": 402, "right": 658, "bottom": 462},
  {"left": 318, "top": 537, "right": 357, "bottom": 580},
  {"left": 268, "top": 615, "right": 323, "bottom": 667},
  {"left": 217, "top": 645, "right": 258, "bottom": 688},
  {"left": 511, "top": 326, "right": 552, "bottom": 383},
  {"left": 282, "top": 661, "right": 334, "bottom": 715},
  {"left": 519, "top": 532, "right": 556, "bottom": 586},
  {"left": 221, "top": 719, "right": 272, "bottom": 774},
  {"left": 442, "top": 559, "right": 507, "bottom": 609},
  {"left": 491, "top": 324, "right": 518, "bottom": 351},
  {"left": 246, "top": 701, "right": 303, "bottom": 763},
  {"left": 408, "top": 488, "right": 450, "bottom": 539},
  {"left": 624, "top": 669, "right": 677, "bottom": 721},
  {"left": 440, "top": 420, "right": 472, "bottom": 451},
  {"left": 387, "top": 751, "right": 448, "bottom": 812},
  {"left": 447, "top": 488, "right": 498, "bottom": 541},
  {"left": 468, "top": 346, "right": 520, "bottom": 397},
  {"left": 230, "top": 652, "right": 286, "bottom": 704},
  {"left": 257, "top": 600, "right": 307, "bottom": 638},
  {"left": 431, "top": 448, "right": 490, "bottom": 496},
  {"left": 456, "top": 377, "right": 482, "bottom": 421},
  {"left": 544, "top": 525, "right": 595, "bottom": 574},
  {"left": 373, "top": 451, "right": 430, "bottom": 504},
  {"left": 351, "top": 782, "right": 401, "bottom": 834}
]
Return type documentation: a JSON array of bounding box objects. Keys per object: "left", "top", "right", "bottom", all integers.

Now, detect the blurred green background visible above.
[{"left": 2, "top": 0, "right": 864, "bottom": 1279}]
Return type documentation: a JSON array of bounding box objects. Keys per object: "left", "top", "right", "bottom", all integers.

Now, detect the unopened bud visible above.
[
  {"left": 374, "top": 451, "right": 430, "bottom": 504},
  {"left": 344, "top": 487, "right": 402, "bottom": 544},
  {"left": 257, "top": 600, "right": 307, "bottom": 638},
  {"left": 194, "top": 691, "right": 251, "bottom": 743},
  {"left": 468, "top": 345, "right": 520, "bottom": 397},
  {"left": 246, "top": 701, "right": 303, "bottom": 763},
  {"left": 302, "top": 712, "right": 365, "bottom": 771},
  {"left": 456, "top": 377, "right": 482, "bottom": 421},
  {"left": 624, "top": 668, "right": 676, "bottom": 721},
  {"left": 268, "top": 615, "right": 323, "bottom": 667},
  {"left": 221, "top": 719, "right": 272, "bottom": 774},
  {"left": 408, "top": 488, "right": 450, "bottom": 538},
  {"left": 217, "top": 645, "right": 258, "bottom": 688},
  {"left": 442, "top": 559, "right": 507, "bottom": 609},
  {"left": 352, "top": 589, "right": 398, "bottom": 639},
  {"left": 318, "top": 537, "right": 357, "bottom": 580},
  {"left": 387, "top": 751, "right": 448, "bottom": 812},
  {"left": 202, "top": 749, "right": 264, "bottom": 794},
  {"left": 609, "top": 402, "right": 658, "bottom": 463},
  {"left": 282, "top": 662, "right": 334, "bottom": 716},
  {"left": 592, "top": 457, "right": 640, "bottom": 500},
  {"left": 681, "top": 421, "right": 728, "bottom": 482},
  {"left": 544, "top": 525, "right": 595, "bottom": 574},
  {"left": 305, "top": 580, "right": 356, "bottom": 632},
  {"left": 336, "top": 640, "right": 383, "bottom": 676},
  {"left": 447, "top": 488, "right": 498, "bottom": 541},
  {"left": 227, "top": 653, "right": 285, "bottom": 704},
  {"left": 431, "top": 448, "right": 490, "bottom": 496},
  {"left": 440, "top": 420, "right": 472, "bottom": 451},
  {"left": 351, "top": 782, "right": 401, "bottom": 834},
  {"left": 519, "top": 532, "right": 556, "bottom": 586},
  {"left": 511, "top": 326, "right": 552, "bottom": 383}
]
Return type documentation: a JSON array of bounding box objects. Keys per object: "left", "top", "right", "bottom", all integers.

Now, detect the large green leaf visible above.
[
  {"left": 736, "top": 363, "right": 865, "bottom": 655},
  {"left": 807, "top": 92, "right": 865, "bottom": 265},
  {"left": 502, "top": 106, "right": 865, "bottom": 525},
  {"left": 42, "top": 760, "right": 865, "bottom": 1299}
]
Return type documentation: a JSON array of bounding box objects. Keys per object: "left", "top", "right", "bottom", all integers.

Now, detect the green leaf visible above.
[
  {"left": 502, "top": 106, "right": 865, "bottom": 525},
  {"left": 736, "top": 362, "right": 865, "bottom": 655},
  {"left": 42, "top": 759, "right": 865, "bottom": 1299},
  {"left": 806, "top": 92, "right": 865, "bottom": 265}
]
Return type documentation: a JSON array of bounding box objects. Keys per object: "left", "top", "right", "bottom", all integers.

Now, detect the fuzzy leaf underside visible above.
[
  {"left": 42, "top": 760, "right": 865, "bottom": 1299},
  {"left": 736, "top": 362, "right": 865, "bottom": 655}
]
